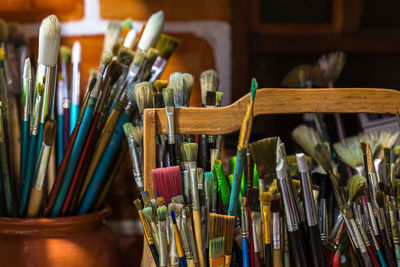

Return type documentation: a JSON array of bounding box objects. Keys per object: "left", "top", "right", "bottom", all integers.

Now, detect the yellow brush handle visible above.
[
  {"left": 187, "top": 258, "right": 196, "bottom": 267},
  {"left": 272, "top": 249, "right": 283, "bottom": 267},
  {"left": 27, "top": 189, "right": 43, "bottom": 218},
  {"left": 193, "top": 209, "right": 205, "bottom": 267},
  {"left": 209, "top": 256, "right": 224, "bottom": 267},
  {"left": 224, "top": 255, "right": 232, "bottom": 267}
]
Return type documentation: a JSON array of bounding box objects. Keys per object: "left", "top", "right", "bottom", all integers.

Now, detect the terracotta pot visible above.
[{"left": 0, "top": 207, "right": 120, "bottom": 267}]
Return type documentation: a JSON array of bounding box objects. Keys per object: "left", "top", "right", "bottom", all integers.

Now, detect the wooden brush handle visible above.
[
  {"left": 27, "top": 189, "right": 43, "bottom": 218},
  {"left": 272, "top": 250, "right": 283, "bottom": 267},
  {"left": 254, "top": 252, "right": 262, "bottom": 267},
  {"left": 187, "top": 258, "right": 196, "bottom": 267},
  {"left": 9, "top": 94, "right": 20, "bottom": 182},
  {"left": 192, "top": 209, "right": 205, "bottom": 267}
]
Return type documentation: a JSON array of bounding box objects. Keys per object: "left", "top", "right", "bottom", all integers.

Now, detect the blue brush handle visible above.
[
  {"left": 378, "top": 249, "right": 387, "bottom": 267},
  {"left": 19, "top": 133, "right": 38, "bottom": 216},
  {"left": 20, "top": 120, "right": 29, "bottom": 180},
  {"left": 57, "top": 114, "right": 64, "bottom": 166},
  {"left": 395, "top": 244, "right": 400, "bottom": 267},
  {"left": 78, "top": 111, "right": 132, "bottom": 214},
  {"left": 70, "top": 103, "right": 79, "bottom": 135},
  {"left": 242, "top": 237, "right": 250, "bottom": 267},
  {"left": 179, "top": 257, "right": 187, "bottom": 267},
  {"left": 228, "top": 148, "right": 246, "bottom": 216},
  {"left": 108, "top": 101, "right": 116, "bottom": 115},
  {"left": 35, "top": 122, "right": 45, "bottom": 165},
  {"left": 50, "top": 104, "right": 95, "bottom": 217}
]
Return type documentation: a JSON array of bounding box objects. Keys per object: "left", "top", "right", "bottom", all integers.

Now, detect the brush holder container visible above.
[{"left": 0, "top": 207, "right": 120, "bottom": 267}]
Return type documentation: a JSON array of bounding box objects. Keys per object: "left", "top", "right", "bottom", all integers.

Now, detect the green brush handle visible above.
[
  {"left": 228, "top": 148, "right": 246, "bottom": 216},
  {"left": 214, "top": 160, "right": 230, "bottom": 206}
]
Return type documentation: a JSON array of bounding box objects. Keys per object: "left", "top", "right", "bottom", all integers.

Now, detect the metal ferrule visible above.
[
  {"left": 300, "top": 171, "right": 318, "bottom": 226},
  {"left": 272, "top": 212, "right": 281, "bottom": 250},
  {"left": 90, "top": 64, "right": 107, "bottom": 99},
  {"left": 389, "top": 206, "right": 399, "bottom": 244},
  {"left": 150, "top": 57, "right": 167, "bottom": 82},
  {"left": 342, "top": 214, "right": 359, "bottom": 248},
  {"left": 139, "top": 211, "right": 154, "bottom": 244},
  {"left": 127, "top": 136, "right": 144, "bottom": 192},
  {"left": 158, "top": 220, "right": 168, "bottom": 267},
  {"left": 350, "top": 219, "right": 367, "bottom": 253},
  {"left": 352, "top": 202, "right": 362, "bottom": 225},
  {"left": 181, "top": 162, "right": 191, "bottom": 207},
  {"left": 31, "top": 90, "right": 43, "bottom": 135},
  {"left": 367, "top": 202, "right": 379, "bottom": 235},
  {"left": 252, "top": 217, "right": 260, "bottom": 252},
  {"left": 241, "top": 205, "right": 249, "bottom": 238},
  {"left": 36, "top": 64, "right": 57, "bottom": 123},
  {"left": 22, "top": 75, "right": 32, "bottom": 120},
  {"left": 207, "top": 134, "right": 215, "bottom": 144},
  {"left": 169, "top": 219, "right": 179, "bottom": 265},
  {"left": 285, "top": 174, "right": 302, "bottom": 224},
  {"left": 165, "top": 106, "right": 175, "bottom": 144},
  {"left": 72, "top": 62, "right": 80, "bottom": 105},
  {"left": 361, "top": 196, "right": 372, "bottom": 231},
  {"left": 319, "top": 199, "right": 328, "bottom": 241},
  {"left": 188, "top": 161, "right": 200, "bottom": 209},
  {"left": 327, "top": 215, "right": 344, "bottom": 250},
  {"left": 33, "top": 144, "right": 52, "bottom": 190},
  {"left": 278, "top": 177, "right": 299, "bottom": 232},
  {"left": 126, "top": 64, "right": 142, "bottom": 83},
  {"left": 205, "top": 198, "right": 210, "bottom": 249},
  {"left": 368, "top": 173, "right": 378, "bottom": 204},
  {"left": 180, "top": 213, "right": 193, "bottom": 259}
]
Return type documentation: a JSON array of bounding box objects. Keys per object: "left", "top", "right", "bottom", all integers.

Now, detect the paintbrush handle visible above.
[
  {"left": 57, "top": 114, "right": 63, "bottom": 166},
  {"left": 242, "top": 237, "right": 250, "bottom": 267},
  {"left": 148, "top": 243, "right": 160, "bottom": 267},
  {"left": 394, "top": 244, "right": 400, "bottom": 266},
  {"left": 27, "top": 188, "right": 43, "bottom": 217},
  {"left": 70, "top": 103, "right": 79, "bottom": 135},
  {"left": 168, "top": 143, "right": 176, "bottom": 166},
  {"left": 307, "top": 225, "right": 325, "bottom": 267},
  {"left": 265, "top": 244, "right": 272, "bottom": 267},
  {"left": 63, "top": 107, "right": 70, "bottom": 148},
  {"left": 381, "top": 230, "right": 397, "bottom": 267},
  {"left": 287, "top": 231, "right": 307, "bottom": 267},
  {"left": 35, "top": 122, "right": 45, "bottom": 164},
  {"left": 272, "top": 249, "right": 283, "bottom": 267},
  {"left": 43, "top": 122, "right": 80, "bottom": 217},
  {"left": 254, "top": 252, "right": 262, "bottom": 267},
  {"left": 0, "top": 142, "right": 15, "bottom": 217},
  {"left": 192, "top": 209, "right": 206, "bottom": 267},
  {"left": 228, "top": 148, "right": 246, "bottom": 216},
  {"left": 20, "top": 120, "right": 29, "bottom": 184},
  {"left": 366, "top": 245, "right": 380, "bottom": 267}
]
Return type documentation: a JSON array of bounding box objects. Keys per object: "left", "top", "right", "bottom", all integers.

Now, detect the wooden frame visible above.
[
  {"left": 249, "top": 0, "right": 344, "bottom": 34},
  {"left": 141, "top": 87, "right": 400, "bottom": 266}
]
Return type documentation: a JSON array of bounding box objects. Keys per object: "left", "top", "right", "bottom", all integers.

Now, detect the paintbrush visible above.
[
  {"left": 228, "top": 78, "right": 257, "bottom": 217},
  {"left": 56, "top": 72, "right": 64, "bottom": 166},
  {"left": 158, "top": 205, "right": 168, "bottom": 267},
  {"left": 20, "top": 58, "right": 31, "bottom": 184},
  {"left": 0, "top": 101, "right": 15, "bottom": 217},
  {"left": 42, "top": 79, "right": 92, "bottom": 217},
  {"left": 366, "top": 130, "right": 399, "bottom": 159},
  {"left": 214, "top": 159, "right": 230, "bottom": 211},
  {"left": 171, "top": 209, "right": 187, "bottom": 267},
  {"left": 292, "top": 125, "right": 322, "bottom": 163},
  {"left": 59, "top": 45, "right": 71, "bottom": 148},
  {"left": 270, "top": 195, "right": 283, "bottom": 267},
  {"left": 70, "top": 41, "right": 81, "bottom": 134},
  {"left": 248, "top": 192, "right": 262, "bottom": 267},
  {"left": 138, "top": 11, "right": 164, "bottom": 52},
  {"left": 388, "top": 202, "right": 400, "bottom": 266},
  {"left": 152, "top": 166, "right": 183, "bottom": 205},
  {"left": 240, "top": 197, "right": 250, "bottom": 267},
  {"left": 260, "top": 192, "right": 273, "bottom": 267},
  {"left": 103, "top": 21, "right": 121, "bottom": 53},
  {"left": 123, "top": 28, "right": 137, "bottom": 49},
  {"left": 162, "top": 88, "right": 176, "bottom": 166},
  {"left": 365, "top": 142, "right": 379, "bottom": 205},
  {"left": 296, "top": 153, "right": 325, "bottom": 267},
  {"left": 150, "top": 34, "right": 180, "bottom": 81},
  {"left": 200, "top": 69, "right": 219, "bottom": 107},
  {"left": 27, "top": 120, "right": 56, "bottom": 217},
  {"left": 143, "top": 206, "right": 160, "bottom": 251},
  {"left": 177, "top": 207, "right": 195, "bottom": 267},
  {"left": 134, "top": 199, "right": 159, "bottom": 267},
  {"left": 77, "top": 92, "right": 137, "bottom": 214},
  {"left": 141, "top": 48, "right": 159, "bottom": 81},
  {"left": 181, "top": 142, "right": 206, "bottom": 267},
  {"left": 276, "top": 158, "right": 307, "bottom": 267}
]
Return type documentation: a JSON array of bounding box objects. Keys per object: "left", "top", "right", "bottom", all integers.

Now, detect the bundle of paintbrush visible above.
[{"left": 0, "top": 10, "right": 184, "bottom": 218}]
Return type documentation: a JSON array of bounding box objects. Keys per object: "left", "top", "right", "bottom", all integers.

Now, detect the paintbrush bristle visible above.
[
  {"left": 108, "top": 61, "right": 123, "bottom": 86},
  {"left": 210, "top": 237, "right": 225, "bottom": 258},
  {"left": 0, "top": 19, "right": 8, "bottom": 42},
  {"left": 215, "top": 91, "right": 223, "bottom": 106},
  {"left": 38, "top": 15, "right": 61, "bottom": 66},
  {"left": 347, "top": 175, "right": 366, "bottom": 203},
  {"left": 365, "top": 143, "right": 376, "bottom": 174},
  {"left": 249, "top": 137, "right": 278, "bottom": 182},
  {"left": 155, "top": 34, "right": 180, "bottom": 59},
  {"left": 292, "top": 125, "right": 322, "bottom": 162},
  {"left": 366, "top": 130, "right": 399, "bottom": 158},
  {"left": 43, "top": 119, "right": 57, "bottom": 146},
  {"left": 133, "top": 199, "right": 143, "bottom": 210},
  {"left": 132, "top": 125, "right": 143, "bottom": 145},
  {"left": 152, "top": 166, "right": 183, "bottom": 205},
  {"left": 200, "top": 69, "right": 219, "bottom": 105},
  {"left": 60, "top": 46, "right": 71, "bottom": 64},
  {"left": 123, "top": 122, "right": 134, "bottom": 137},
  {"left": 142, "top": 207, "right": 155, "bottom": 223},
  {"left": 157, "top": 205, "right": 167, "bottom": 221},
  {"left": 162, "top": 88, "right": 174, "bottom": 107},
  {"left": 169, "top": 72, "right": 185, "bottom": 107},
  {"left": 375, "top": 190, "right": 385, "bottom": 208},
  {"left": 314, "top": 143, "right": 339, "bottom": 185},
  {"left": 134, "top": 81, "right": 153, "bottom": 115},
  {"left": 270, "top": 194, "right": 280, "bottom": 213},
  {"left": 100, "top": 51, "right": 113, "bottom": 67},
  {"left": 145, "top": 48, "right": 159, "bottom": 64},
  {"left": 133, "top": 50, "right": 146, "bottom": 67},
  {"left": 117, "top": 47, "right": 134, "bottom": 66},
  {"left": 182, "top": 73, "right": 194, "bottom": 106},
  {"left": 206, "top": 91, "right": 216, "bottom": 107},
  {"left": 223, "top": 215, "right": 235, "bottom": 255},
  {"left": 281, "top": 64, "right": 322, "bottom": 88},
  {"left": 250, "top": 78, "right": 258, "bottom": 101},
  {"left": 260, "top": 192, "right": 273, "bottom": 206},
  {"left": 334, "top": 135, "right": 365, "bottom": 169},
  {"left": 138, "top": 11, "right": 164, "bottom": 51},
  {"left": 181, "top": 142, "right": 198, "bottom": 162},
  {"left": 171, "top": 195, "right": 184, "bottom": 204},
  {"left": 156, "top": 197, "right": 165, "bottom": 207},
  {"left": 246, "top": 188, "right": 260, "bottom": 212},
  {"left": 23, "top": 58, "right": 31, "bottom": 79},
  {"left": 317, "top": 51, "right": 346, "bottom": 87},
  {"left": 103, "top": 21, "right": 122, "bottom": 53},
  {"left": 154, "top": 80, "right": 168, "bottom": 92}
]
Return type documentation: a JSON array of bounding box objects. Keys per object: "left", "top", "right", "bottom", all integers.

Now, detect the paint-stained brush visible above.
[
  {"left": 138, "top": 11, "right": 164, "bottom": 52},
  {"left": 150, "top": 34, "right": 180, "bottom": 81}
]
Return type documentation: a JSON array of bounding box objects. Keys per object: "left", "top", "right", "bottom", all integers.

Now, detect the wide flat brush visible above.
[
  {"left": 152, "top": 166, "right": 183, "bottom": 205},
  {"left": 27, "top": 120, "right": 56, "bottom": 217},
  {"left": 228, "top": 79, "right": 258, "bottom": 217}
]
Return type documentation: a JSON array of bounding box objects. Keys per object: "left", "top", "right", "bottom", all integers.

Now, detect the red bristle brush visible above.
[{"left": 152, "top": 166, "right": 183, "bottom": 205}]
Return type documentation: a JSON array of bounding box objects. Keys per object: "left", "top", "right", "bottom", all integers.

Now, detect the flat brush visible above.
[
  {"left": 228, "top": 78, "right": 258, "bottom": 217},
  {"left": 134, "top": 199, "right": 159, "bottom": 267},
  {"left": 162, "top": 88, "right": 176, "bottom": 166},
  {"left": 152, "top": 166, "right": 183, "bottom": 205},
  {"left": 42, "top": 83, "right": 92, "bottom": 217},
  {"left": 209, "top": 237, "right": 225, "bottom": 267},
  {"left": 158, "top": 206, "right": 168, "bottom": 267},
  {"left": 27, "top": 120, "right": 56, "bottom": 217},
  {"left": 150, "top": 34, "right": 180, "bottom": 81},
  {"left": 296, "top": 153, "right": 325, "bottom": 267},
  {"left": 143, "top": 206, "right": 160, "bottom": 251}
]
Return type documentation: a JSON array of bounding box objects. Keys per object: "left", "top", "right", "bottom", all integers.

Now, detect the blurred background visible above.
[{"left": 2, "top": 0, "right": 400, "bottom": 265}]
